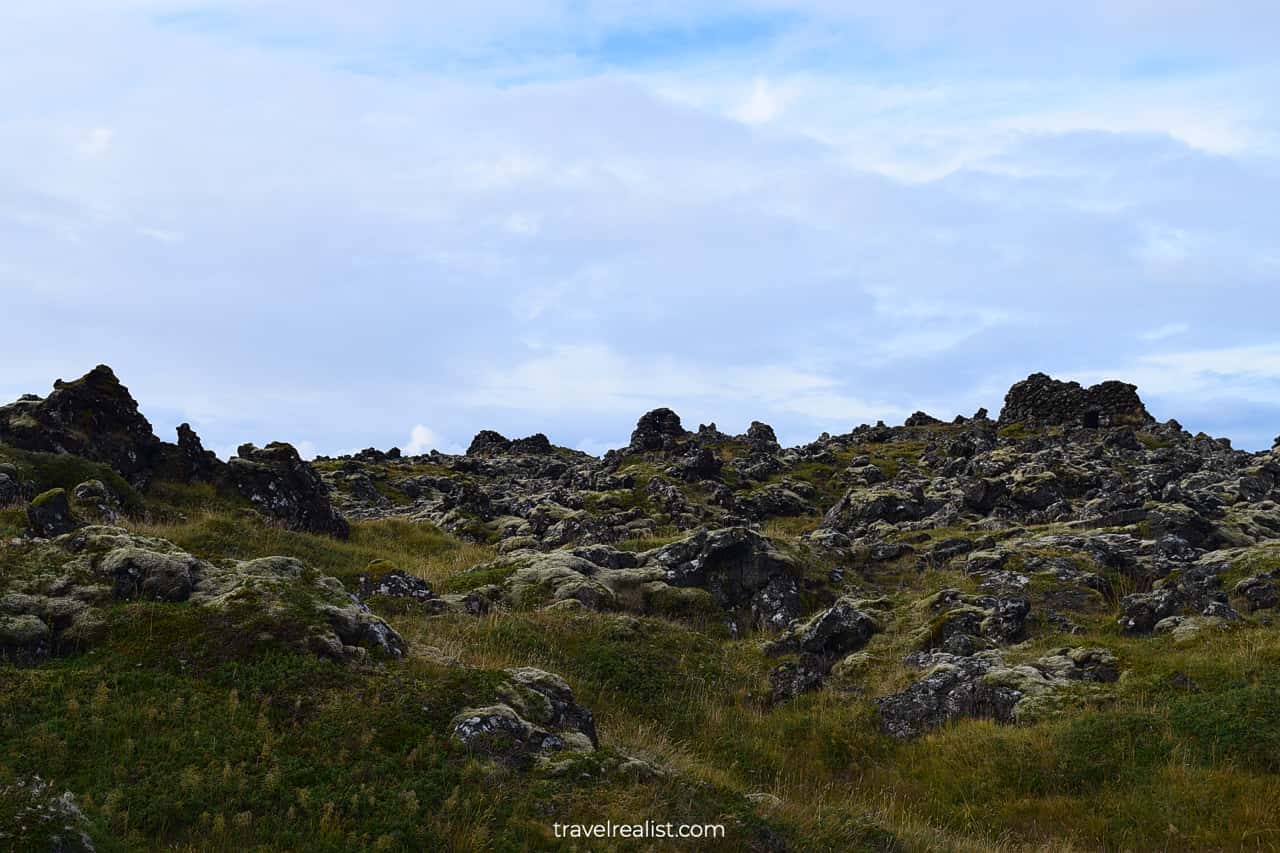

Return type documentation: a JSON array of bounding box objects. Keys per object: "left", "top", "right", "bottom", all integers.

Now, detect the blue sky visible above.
[{"left": 2, "top": 2, "right": 1279, "bottom": 457}]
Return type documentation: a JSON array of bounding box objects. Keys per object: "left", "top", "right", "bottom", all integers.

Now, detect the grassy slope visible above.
[{"left": 4, "top": 442, "right": 1280, "bottom": 850}]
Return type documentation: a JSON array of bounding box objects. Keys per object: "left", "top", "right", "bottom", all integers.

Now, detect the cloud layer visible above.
[{"left": 2, "top": 2, "right": 1278, "bottom": 454}]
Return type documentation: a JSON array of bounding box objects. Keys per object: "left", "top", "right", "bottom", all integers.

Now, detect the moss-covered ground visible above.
[{"left": 5, "top": 444, "right": 1280, "bottom": 850}]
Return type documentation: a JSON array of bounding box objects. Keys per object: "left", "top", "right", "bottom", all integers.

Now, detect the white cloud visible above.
[
  {"left": 405, "top": 424, "right": 439, "bottom": 455},
  {"left": 1, "top": 1, "right": 1278, "bottom": 456},
  {"left": 732, "top": 78, "right": 785, "bottom": 125},
  {"left": 460, "top": 343, "right": 906, "bottom": 427}
]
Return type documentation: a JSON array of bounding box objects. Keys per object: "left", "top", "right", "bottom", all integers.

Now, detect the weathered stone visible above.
[
  {"left": 71, "top": 479, "right": 119, "bottom": 524},
  {"left": 356, "top": 567, "right": 438, "bottom": 604},
  {"left": 27, "top": 489, "right": 79, "bottom": 538},
  {"left": 0, "top": 365, "right": 162, "bottom": 486},
  {"left": 227, "top": 442, "right": 349, "bottom": 538},
  {"left": 164, "top": 422, "right": 225, "bottom": 482},
  {"left": 99, "top": 546, "right": 200, "bottom": 602},
  {"left": 823, "top": 486, "right": 926, "bottom": 532},
  {"left": 450, "top": 667, "right": 596, "bottom": 763},
  {"left": 645, "top": 527, "right": 802, "bottom": 631},
  {"left": 0, "top": 614, "right": 51, "bottom": 664},
  {"left": 745, "top": 421, "right": 781, "bottom": 453},
  {"left": 1118, "top": 589, "right": 1183, "bottom": 634},
  {"left": 765, "top": 597, "right": 881, "bottom": 700},
  {"left": 628, "top": 408, "right": 688, "bottom": 452},
  {"left": 878, "top": 646, "right": 1120, "bottom": 738},
  {"left": 998, "top": 372, "right": 1152, "bottom": 429},
  {"left": 1234, "top": 574, "right": 1278, "bottom": 611}
]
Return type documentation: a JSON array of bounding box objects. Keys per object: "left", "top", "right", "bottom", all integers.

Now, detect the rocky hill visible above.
[{"left": 2, "top": 366, "right": 1279, "bottom": 851}]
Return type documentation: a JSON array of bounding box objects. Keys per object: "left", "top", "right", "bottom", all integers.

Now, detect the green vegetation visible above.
[
  {"left": 133, "top": 511, "right": 494, "bottom": 588},
  {"left": 6, "top": 438, "right": 1280, "bottom": 851},
  {"left": 0, "top": 446, "right": 143, "bottom": 513}
]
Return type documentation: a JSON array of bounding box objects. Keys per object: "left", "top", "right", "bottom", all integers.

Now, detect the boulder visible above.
[
  {"left": 823, "top": 485, "right": 927, "bottom": 532},
  {"left": 1117, "top": 588, "right": 1183, "bottom": 634},
  {"left": 674, "top": 446, "right": 723, "bottom": 482},
  {"left": 916, "top": 588, "right": 1030, "bottom": 655},
  {"left": 227, "top": 442, "right": 349, "bottom": 538},
  {"left": 0, "top": 614, "right": 52, "bottom": 664},
  {"left": 878, "top": 646, "right": 1119, "bottom": 738},
  {"left": 645, "top": 527, "right": 802, "bottom": 631},
  {"left": 356, "top": 567, "right": 439, "bottom": 604},
  {"left": 99, "top": 546, "right": 200, "bottom": 602},
  {"left": 905, "top": 411, "right": 942, "bottom": 427},
  {"left": 71, "top": 479, "right": 120, "bottom": 524},
  {"left": 510, "top": 433, "right": 554, "bottom": 455},
  {"left": 877, "top": 651, "right": 1019, "bottom": 738},
  {"left": 628, "top": 408, "right": 688, "bottom": 452},
  {"left": 1233, "top": 574, "right": 1278, "bottom": 611},
  {"left": 765, "top": 597, "right": 881, "bottom": 700},
  {"left": 450, "top": 667, "right": 597, "bottom": 764},
  {"left": 0, "top": 776, "right": 96, "bottom": 852},
  {"left": 26, "top": 489, "right": 79, "bottom": 537},
  {"left": 745, "top": 421, "right": 781, "bottom": 453}
]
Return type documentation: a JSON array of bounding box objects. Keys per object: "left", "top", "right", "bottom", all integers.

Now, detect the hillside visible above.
[{"left": 2, "top": 366, "right": 1280, "bottom": 851}]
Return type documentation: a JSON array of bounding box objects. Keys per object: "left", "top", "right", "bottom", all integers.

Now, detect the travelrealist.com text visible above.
[{"left": 552, "top": 821, "right": 727, "bottom": 840}]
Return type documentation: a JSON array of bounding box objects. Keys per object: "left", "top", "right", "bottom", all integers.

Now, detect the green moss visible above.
[
  {"left": 30, "top": 487, "right": 66, "bottom": 507},
  {"left": 0, "top": 444, "right": 143, "bottom": 513}
]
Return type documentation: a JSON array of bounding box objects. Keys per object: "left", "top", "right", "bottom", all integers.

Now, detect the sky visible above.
[{"left": 2, "top": 2, "right": 1279, "bottom": 457}]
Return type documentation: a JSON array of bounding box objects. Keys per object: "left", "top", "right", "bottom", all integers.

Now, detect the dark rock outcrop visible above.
[
  {"left": 648, "top": 527, "right": 802, "bottom": 631},
  {"left": 0, "top": 365, "right": 162, "bottom": 486},
  {"left": 878, "top": 647, "right": 1120, "bottom": 738},
  {"left": 745, "top": 421, "right": 781, "bottom": 453},
  {"left": 629, "top": 408, "right": 688, "bottom": 452},
  {"left": 1234, "top": 574, "right": 1278, "bottom": 611},
  {"left": 766, "top": 597, "right": 882, "bottom": 700},
  {"left": 467, "top": 430, "right": 512, "bottom": 456},
  {"left": 998, "top": 373, "right": 1153, "bottom": 429},
  {"left": 510, "top": 433, "right": 554, "bottom": 455},
  {"left": 162, "top": 422, "right": 225, "bottom": 482},
  {"left": 905, "top": 411, "right": 942, "bottom": 427},
  {"left": 227, "top": 442, "right": 349, "bottom": 538}
]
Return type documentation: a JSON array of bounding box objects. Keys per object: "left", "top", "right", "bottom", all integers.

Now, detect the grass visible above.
[
  {"left": 6, "top": 439, "right": 1280, "bottom": 850},
  {"left": 131, "top": 512, "right": 495, "bottom": 588},
  {"left": 394, "top": 599, "right": 1280, "bottom": 850},
  {"left": 0, "top": 602, "right": 813, "bottom": 852}
]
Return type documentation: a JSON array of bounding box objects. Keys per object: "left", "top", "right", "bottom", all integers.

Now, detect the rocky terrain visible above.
[{"left": 3, "top": 366, "right": 1280, "bottom": 851}]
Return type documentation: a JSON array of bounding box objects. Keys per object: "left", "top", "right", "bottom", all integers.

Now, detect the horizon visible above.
[
  {"left": 8, "top": 362, "right": 1278, "bottom": 461},
  {"left": 4, "top": 2, "right": 1279, "bottom": 454}
]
